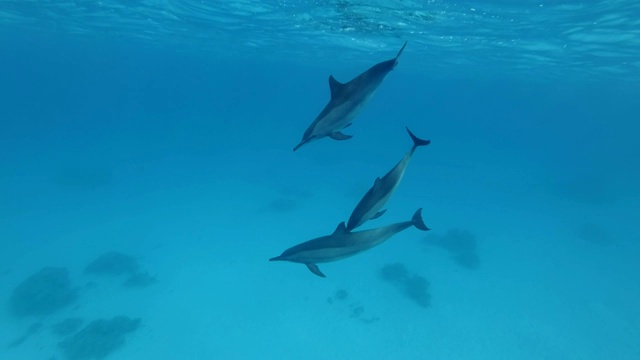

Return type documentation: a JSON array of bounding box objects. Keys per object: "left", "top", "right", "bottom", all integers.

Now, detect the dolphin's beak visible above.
[
  {"left": 293, "top": 140, "right": 307, "bottom": 151},
  {"left": 293, "top": 136, "right": 315, "bottom": 151},
  {"left": 269, "top": 256, "right": 284, "bottom": 261}
]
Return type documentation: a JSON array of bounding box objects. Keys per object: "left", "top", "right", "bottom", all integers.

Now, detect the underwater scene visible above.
[{"left": 1, "top": 0, "right": 639, "bottom": 359}]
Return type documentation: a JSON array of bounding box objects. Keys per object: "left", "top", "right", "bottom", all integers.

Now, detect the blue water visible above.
[{"left": 1, "top": 1, "right": 640, "bottom": 359}]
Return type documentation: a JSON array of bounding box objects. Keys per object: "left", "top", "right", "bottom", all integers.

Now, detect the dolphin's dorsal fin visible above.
[
  {"left": 332, "top": 222, "right": 349, "bottom": 235},
  {"left": 372, "top": 177, "right": 382, "bottom": 189},
  {"left": 306, "top": 263, "right": 326, "bottom": 278},
  {"left": 328, "top": 75, "right": 345, "bottom": 98}
]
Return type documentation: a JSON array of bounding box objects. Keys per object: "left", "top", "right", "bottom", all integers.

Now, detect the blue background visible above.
[{"left": 1, "top": 1, "right": 639, "bottom": 359}]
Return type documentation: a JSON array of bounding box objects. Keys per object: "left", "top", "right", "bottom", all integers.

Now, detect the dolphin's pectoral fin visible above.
[
  {"left": 328, "top": 75, "right": 345, "bottom": 98},
  {"left": 329, "top": 132, "right": 352, "bottom": 141},
  {"left": 371, "top": 209, "right": 387, "bottom": 220},
  {"left": 306, "top": 263, "right": 326, "bottom": 278}
]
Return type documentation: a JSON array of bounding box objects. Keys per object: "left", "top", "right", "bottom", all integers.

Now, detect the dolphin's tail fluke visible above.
[
  {"left": 411, "top": 208, "right": 430, "bottom": 231},
  {"left": 392, "top": 41, "right": 408, "bottom": 68},
  {"left": 396, "top": 41, "right": 408, "bottom": 59},
  {"left": 406, "top": 127, "right": 431, "bottom": 152}
]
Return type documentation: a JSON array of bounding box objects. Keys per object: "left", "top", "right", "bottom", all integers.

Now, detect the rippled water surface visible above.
[{"left": 1, "top": 0, "right": 639, "bottom": 79}]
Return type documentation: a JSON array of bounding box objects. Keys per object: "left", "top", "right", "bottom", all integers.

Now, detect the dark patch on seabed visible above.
[
  {"left": 547, "top": 176, "right": 618, "bottom": 206},
  {"left": 424, "top": 228, "right": 480, "bottom": 270},
  {"left": 51, "top": 318, "right": 85, "bottom": 337},
  {"left": 7, "top": 322, "right": 43, "bottom": 348},
  {"left": 58, "top": 316, "right": 141, "bottom": 360},
  {"left": 327, "top": 289, "right": 380, "bottom": 324},
  {"left": 10, "top": 267, "right": 77, "bottom": 317},
  {"left": 259, "top": 187, "right": 313, "bottom": 214},
  {"left": 261, "top": 198, "right": 299, "bottom": 214},
  {"left": 5, "top": 251, "right": 156, "bottom": 359},
  {"left": 575, "top": 222, "right": 614, "bottom": 245},
  {"left": 85, "top": 252, "right": 139, "bottom": 277},
  {"left": 379, "top": 263, "right": 431, "bottom": 308},
  {"left": 85, "top": 251, "right": 157, "bottom": 289}
]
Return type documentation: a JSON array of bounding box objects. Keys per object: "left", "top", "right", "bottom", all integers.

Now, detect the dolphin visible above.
[
  {"left": 293, "top": 41, "right": 408, "bottom": 151},
  {"left": 269, "top": 208, "right": 429, "bottom": 277},
  {"left": 346, "top": 127, "right": 430, "bottom": 231}
]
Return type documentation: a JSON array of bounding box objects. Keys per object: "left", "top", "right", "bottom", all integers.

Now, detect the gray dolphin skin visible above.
[
  {"left": 346, "top": 127, "right": 430, "bottom": 231},
  {"left": 269, "top": 208, "right": 429, "bottom": 277},
  {"left": 293, "top": 41, "right": 408, "bottom": 151}
]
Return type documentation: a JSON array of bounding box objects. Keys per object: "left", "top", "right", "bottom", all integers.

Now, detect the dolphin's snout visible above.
[{"left": 293, "top": 136, "right": 313, "bottom": 151}]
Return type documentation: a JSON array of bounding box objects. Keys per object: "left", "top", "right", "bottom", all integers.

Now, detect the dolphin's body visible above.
[
  {"left": 346, "top": 127, "right": 430, "bottom": 231},
  {"left": 269, "top": 208, "right": 429, "bottom": 277},
  {"left": 293, "top": 42, "right": 408, "bottom": 151}
]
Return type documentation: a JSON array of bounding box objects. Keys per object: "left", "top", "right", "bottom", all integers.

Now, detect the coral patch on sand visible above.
[
  {"left": 379, "top": 263, "right": 431, "bottom": 308},
  {"left": 10, "top": 267, "right": 77, "bottom": 317},
  {"left": 58, "top": 316, "right": 140, "bottom": 360}
]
